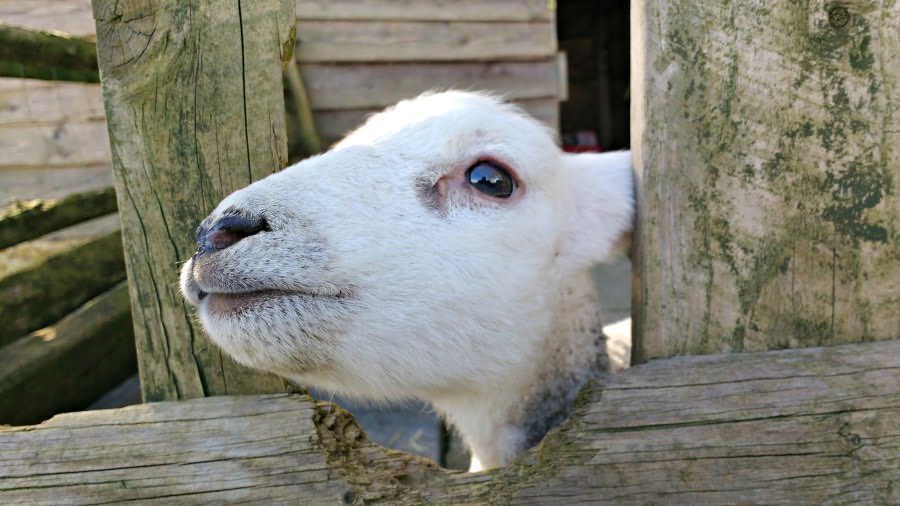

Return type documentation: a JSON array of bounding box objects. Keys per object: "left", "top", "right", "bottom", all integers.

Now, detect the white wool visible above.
[{"left": 180, "top": 91, "right": 634, "bottom": 470}]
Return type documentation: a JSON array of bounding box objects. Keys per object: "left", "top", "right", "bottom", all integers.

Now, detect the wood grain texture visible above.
[
  {"left": 1, "top": 340, "right": 896, "bottom": 504},
  {"left": 0, "top": 120, "right": 109, "bottom": 169},
  {"left": 0, "top": 166, "right": 113, "bottom": 206},
  {"left": 302, "top": 59, "right": 562, "bottom": 110},
  {"left": 297, "top": 0, "right": 552, "bottom": 22},
  {"left": 294, "top": 20, "right": 557, "bottom": 63},
  {"left": 0, "top": 282, "right": 135, "bottom": 426},
  {"left": 92, "top": 0, "right": 296, "bottom": 401},
  {"left": 0, "top": 78, "right": 110, "bottom": 172},
  {"left": 0, "top": 78, "right": 105, "bottom": 126},
  {"left": 631, "top": 0, "right": 900, "bottom": 362},
  {"left": 315, "top": 98, "right": 561, "bottom": 147}
]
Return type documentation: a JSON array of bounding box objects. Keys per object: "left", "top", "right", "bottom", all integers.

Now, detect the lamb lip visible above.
[
  {"left": 200, "top": 288, "right": 348, "bottom": 314},
  {"left": 203, "top": 287, "right": 347, "bottom": 300}
]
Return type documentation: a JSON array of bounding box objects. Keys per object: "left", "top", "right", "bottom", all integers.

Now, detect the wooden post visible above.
[
  {"left": 631, "top": 0, "right": 899, "bottom": 363},
  {"left": 91, "top": 0, "right": 296, "bottom": 400}
]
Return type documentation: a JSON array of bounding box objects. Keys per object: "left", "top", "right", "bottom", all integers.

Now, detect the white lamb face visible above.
[{"left": 180, "top": 91, "right": 633, "bottom": 401}]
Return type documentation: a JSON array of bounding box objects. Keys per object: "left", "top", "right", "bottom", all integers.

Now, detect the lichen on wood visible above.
[
  {"left": 91, "top": 0, "right": 297, "bottom": 400},
  {"left": 632, "top": 0, "right": 899, "bottom": 362}
]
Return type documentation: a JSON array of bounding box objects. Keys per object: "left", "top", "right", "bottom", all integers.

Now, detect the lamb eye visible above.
[{"left": 466, "top": 161, "right": 515, "bottom": 198}]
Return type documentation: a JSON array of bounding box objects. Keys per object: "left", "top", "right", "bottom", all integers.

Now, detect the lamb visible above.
[{"left": 179, "top": 91, "right": 634, "bottom": 471}]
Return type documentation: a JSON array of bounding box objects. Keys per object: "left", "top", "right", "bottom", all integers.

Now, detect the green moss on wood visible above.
[
  {"left": 0, "top": 188, "right": 118, "bottom": 250},
  {"left": 0, "top": 23, "right": 99, "bottom": 83},
  {"left": 0, "top": 230, "right": 126, "bottom": 346}
]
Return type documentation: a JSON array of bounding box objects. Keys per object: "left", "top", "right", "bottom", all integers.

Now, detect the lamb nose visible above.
[{"left": 197, "top": 215, "right": 266, "bottom": 253}]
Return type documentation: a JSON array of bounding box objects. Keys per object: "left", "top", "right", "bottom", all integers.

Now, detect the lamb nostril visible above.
[{"left": 198, "top": 215, "right": 267, "bottom": 252}]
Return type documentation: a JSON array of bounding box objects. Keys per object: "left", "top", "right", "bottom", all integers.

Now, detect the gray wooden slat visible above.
[
  {"left": 295, "top": 20, "right": 557, "bottom": 63},
  {"left": 297, "top": 0, "right": 552, "bottom": 22},
  {"left": 315, "top": 98, "right": 560, "bottom": 146},
  {"left": 302, "top": 59, "right": 561, "bottom": 110}
]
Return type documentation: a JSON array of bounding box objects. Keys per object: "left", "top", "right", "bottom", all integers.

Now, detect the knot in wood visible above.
[
  {"left": 827, "top": 6, "right": 850, "bottom": 29},
  {"left": 94, "top": 2, "right": 158, "bottom": 72}
]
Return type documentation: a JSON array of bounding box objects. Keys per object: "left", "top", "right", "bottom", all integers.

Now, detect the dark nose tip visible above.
[{"left": 196, "top": 214, "right": 267, "bottom": 253}]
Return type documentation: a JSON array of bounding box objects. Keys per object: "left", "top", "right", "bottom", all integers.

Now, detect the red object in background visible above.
[{"left": 562, "top": 130, "right": 601, "bottom": 153}]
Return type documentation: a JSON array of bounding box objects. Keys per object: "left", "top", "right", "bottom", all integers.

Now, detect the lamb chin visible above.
[{"left": 197, "top": 300, "right": 339, "bottom": 377}]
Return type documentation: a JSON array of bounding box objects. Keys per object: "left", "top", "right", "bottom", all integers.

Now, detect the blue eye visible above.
[{"left": 466, "top": 161, "right": 515, "bottom": 198}]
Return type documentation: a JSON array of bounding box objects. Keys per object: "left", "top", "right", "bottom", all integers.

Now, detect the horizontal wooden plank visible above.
[
  {"left": 295, "top": 20, "right": 557, "bottom": 63},
  {"left": 0, "top": 187, "right": 117, "bottom": 249},
  {"left": 0, "top": 119, "right": 110, "bottom": 169},
  {"left": 314, "top": 98, "right": 559, "bottom": 146},
  {"left": 0, "top": 78, "right": 104, "bottom": 126},
  {"left": 0, "top": 0, "right": 96, "bottom": 39},
  {"left": 0, "top": 213, "right": 118, "bottom": 277},
  {"left": 0, "top": 282, "right": 135, "bottom": 426},
  {"left": 302, "top": 59, "right": 561, "bottom": 110},
  {"left": 0, "top": 65, "right": 562, "bottom": 127},
  {"left": 0, "top": 213, "right": 125, "bottom": 346},
  {"left": 0, "top": 341, "right": 896, "bottom": 503},
  {"left": 0, "top": 166, "right": 113, "bottom": 206},
  {"left": 297, "top": 0, "right": 552, "bottom": 22},
  {"left": 306, "top": 58, "right": 559, "bottom": 110}
]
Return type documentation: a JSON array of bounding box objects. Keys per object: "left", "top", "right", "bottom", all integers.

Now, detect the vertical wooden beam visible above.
[
  {"left": 92, "top": 0, "right": 296, "bottom": 400},
  {"left": 632, "top": 0, "right": 898, "bottom": 363}
]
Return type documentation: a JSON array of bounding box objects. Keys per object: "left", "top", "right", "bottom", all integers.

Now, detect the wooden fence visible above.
[{"left": 0, "top": 0, "right": 897, "bottom": 502}]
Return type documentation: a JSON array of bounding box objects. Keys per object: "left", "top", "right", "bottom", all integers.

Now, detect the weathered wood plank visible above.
[
  {"left": 302, "top": 59, "right": 562, "bottom": 110},
  {"left": 315, "top": 98, "right": 560, "bottom": 147},
  {"left": 0, "top": 78, "right": 105, "bottom": 126},
  {"left": 1, "top": 341, "right": 896, "bottom": 503},
  {"left": 0, "top": 187, "right": 117, "bottom": 249},
  {"left": 0, "top": 166, "right": 113, "bottom": 206},
  {"left": 92, "top": 0, "right": 296, "bottom": 400},
  {"left": 0, "top": 213, "right": 124, "bottom": 346},
  {"left": 0, "top": 120, "right": 110, "bottom": 169},
  {"left": 1, "top": 0, "right": 555, "bottom": 39},
  {"left": 294, "top": 20, "right": 557, "bottom": 63},
  {"left": 297, "top": 0, "right": 553, "bottom": 22},
  {"left": 0, "top": 282, "right": 135, "bottom": 426},
  {"left": 0, "top": 0, "right": 96, "bottom": 40},
  {"left": 631, "top": 0, "right": 900, "bottom": 362}
]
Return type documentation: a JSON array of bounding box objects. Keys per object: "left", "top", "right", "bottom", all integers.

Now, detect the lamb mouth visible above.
[{"left": 200, "top": 288, "right": 349, "bottom": 314}]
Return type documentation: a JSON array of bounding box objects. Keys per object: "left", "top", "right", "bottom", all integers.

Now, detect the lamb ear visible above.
[{"left": 558, "top": 150, "right": 635, "bottom": 268}]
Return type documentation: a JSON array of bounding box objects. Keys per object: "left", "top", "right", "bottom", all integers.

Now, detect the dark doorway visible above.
[{"left": 558, "top": 0, "right": 631, "bottom": 151}]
